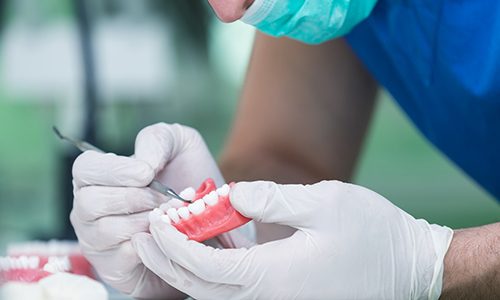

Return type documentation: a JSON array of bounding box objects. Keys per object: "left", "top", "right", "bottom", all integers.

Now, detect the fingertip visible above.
[
  {"left": 229, "top": 181, "right": 274, "bottom": 217},
  {"left": 134, "top": 123, "right": 171, "bottom": 173},
  {"left": 228, "top": 182, "right": 247, "bottom": 212},
  {"left": 72, "top": 150, "right": 155, "bottom": 187},
  {"left": 120, "top": 156, "right": 155, "bottom": 186},
  {"left": 150, "top": 222, "right": 190, "bottom": 253},
  {"left": 72, "top": 150, "right": 100, "bottom": 182},
  {"left": 149, "top": 219, "right": 171, "bottom": 238}
]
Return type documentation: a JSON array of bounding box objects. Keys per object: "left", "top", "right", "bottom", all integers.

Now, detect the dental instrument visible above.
[{"left": 52, "top": 126, "right": 190, "bottom": 203}]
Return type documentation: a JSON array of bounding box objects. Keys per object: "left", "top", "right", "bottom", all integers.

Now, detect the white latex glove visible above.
[
  {"left": 133, "top": 180, "right": 454, "bottom": 300},
  {"left": 70, "top": 123, "right": 255, "bottom": 299}
]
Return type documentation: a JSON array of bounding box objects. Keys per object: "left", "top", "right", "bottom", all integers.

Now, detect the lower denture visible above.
[{"left": 172, "top": 179, "right": 250, "bottom": 242}]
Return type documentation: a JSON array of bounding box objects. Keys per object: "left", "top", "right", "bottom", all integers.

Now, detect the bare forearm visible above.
[
  {"left": 220, "top": 34, "right": 376, "bottom": 243},
  {"left": 441, "top": 222, "right": 500, "bottom": 300},
  {"left": 220, "top": 34, "right": 376, "bottom": 182}
]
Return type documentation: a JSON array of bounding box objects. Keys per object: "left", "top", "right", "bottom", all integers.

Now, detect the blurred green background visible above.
[{"left": 0, "top": 0, "right": 498, "bottom": 254}]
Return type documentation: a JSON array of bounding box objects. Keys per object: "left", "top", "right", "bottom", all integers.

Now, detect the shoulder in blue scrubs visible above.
[{"left": 347, "top": 0, "right": 500, "bottom": 201}]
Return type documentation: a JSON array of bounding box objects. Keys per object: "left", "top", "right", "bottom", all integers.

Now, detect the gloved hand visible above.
[
  {"left": 133, "top": 180, "right": 454, "bottom": 300},
  {"left": 70, "top": 123, "right": 255, "bottom": 299}
]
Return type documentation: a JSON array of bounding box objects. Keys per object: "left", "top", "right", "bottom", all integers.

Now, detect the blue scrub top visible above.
[{"left": 347, "top": 0, "right": 500, "bottom": 202}]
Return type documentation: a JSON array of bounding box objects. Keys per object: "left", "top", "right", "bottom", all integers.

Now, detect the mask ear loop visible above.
[
  {"left": 240, "top": 0, "right": 275, "bottom": 25},
  {"left": 244, "top": 0, "right": 256, "bottom": 10}
]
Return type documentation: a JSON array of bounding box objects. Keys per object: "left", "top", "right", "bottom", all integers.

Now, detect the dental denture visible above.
[
  {"left": 0, "top": 241, "right": 93, "bottom": 284},
  {"left": 151, "top": 179, "right": 250, "bottom": 242}
]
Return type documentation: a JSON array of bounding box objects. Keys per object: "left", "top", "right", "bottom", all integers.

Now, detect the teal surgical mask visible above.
[{"left": 240, "top": 0, "right": 378, "bottom": 44}]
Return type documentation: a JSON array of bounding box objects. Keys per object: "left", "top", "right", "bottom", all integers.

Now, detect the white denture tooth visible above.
[
  {"left": 160, "top": 215, "right": 171, "bottom": 224},
  {"left": 4, "top": 258, "right": 13, "bottom": 270},
  {"left": 188, "top": 199, "right": 205, "bottom": 215},
  {"left": 0, "top": 257, "right": 9, "bottom": 270},
  {"left": 44, "top": 256, "right": 71, "bottom": 273},
  {"left": 9, "top": 258, "right": 16, "bottom": 270},
  {"left": 159, "top": 203, "right": 171, "bottom": 213},
  {"left": 28, "top": 256, "right": 40, "bottom": 269},
  {"left": 16, "top": 256, "right": 24, "bottom": 269},
  {"left": 216, "top": 184, "right": 230, "bottom": 197},
  {"left": 13, "top": 257, "right": 21, "bottom": 269},
  {"left": 43, "top": 262, "right": 56, "bottom": 273},
  {"left": 3, "top": 258, "right": 11, "bottom": 270},
  {"left": 177, "top": 207, "right": 190, "bottom": 220},
  {"left": 62, "top": 256, "right": 71, "bottom": 271},
  {"left": 167, "top": 208, "right": 180, "bottom": 223},
  {"left": 179, "top": 187, "right": 196, "bottom": 201},
  {"left": 203, "top": 191, "right": 218, "bottom": 206},
  {"left": 195, "top": 199, "right": 206, "bottom": 210},
  {"left": 5, "top": 258, "right": 13, "bottom": 270},
  {"left": 19, "top": 256, "right": 29, "bottom": 269}
]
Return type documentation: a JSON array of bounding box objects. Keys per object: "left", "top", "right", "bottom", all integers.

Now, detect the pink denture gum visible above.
[
  {"left": 0, "top": 241, "right": 93, "bottom": 285},
  {"left": 171, "top": 179, "right": 250, "bottom": 242}
]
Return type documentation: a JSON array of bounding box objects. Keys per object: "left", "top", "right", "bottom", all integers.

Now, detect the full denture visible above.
[
  {"left": 152, "top": 178, "right": 251, "bottom": 242},
  {"left": 0, "top": 241, "right": 94, "bottom": 284}
]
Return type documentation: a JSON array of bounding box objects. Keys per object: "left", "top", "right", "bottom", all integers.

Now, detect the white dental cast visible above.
[
  {"left": 0, "top": 273, "right": 109, "bottom": 300},
  {"left": 177, "top": 207, "right": 190, "bottom": 220},
  {"left": 179, "top": 187, "right": 196, "bottom": 201},
  {"left": 0, "top": 282, "right": 44, "bottom": 300},
  {"left": 167, "top": 208, "right": 180, "bottom": 223},
  {"left": 40, "top": 273, "right": 108, "bottom": 300},
  {"left": 203, "top": 191, "right": 218, "bottom": 206}
]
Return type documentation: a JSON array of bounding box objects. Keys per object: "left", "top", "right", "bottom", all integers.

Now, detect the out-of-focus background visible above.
[{"left": 0, "top": 0, "right": 498, "bottom": 255}]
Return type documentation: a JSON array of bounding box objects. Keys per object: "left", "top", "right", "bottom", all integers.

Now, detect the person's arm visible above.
[
  {"left": 441, "top": 222, "right": 500, "bottom": 299},
  {"left": 219, "top": 32, "right": 377, "bottom": 242},
  {"left": 218, "top": 32, "right": 500, "bottom": 298}
]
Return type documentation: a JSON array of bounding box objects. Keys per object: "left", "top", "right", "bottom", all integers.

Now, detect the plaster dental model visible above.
[
  {"left": 0, "top": 273, "right": 108, "bottom": 300},
  {"left": 149, "top": 179, "right": 251, "bottom": 242}
]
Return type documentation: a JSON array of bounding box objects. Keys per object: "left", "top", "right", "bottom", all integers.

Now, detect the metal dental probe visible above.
[{"left": 53, "top": 126, "right": 190, "bottom": 203}]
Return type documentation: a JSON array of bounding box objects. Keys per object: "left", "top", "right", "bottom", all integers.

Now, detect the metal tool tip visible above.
[{"left": 52, "top": 126, "right": 64, "bottom": 139}]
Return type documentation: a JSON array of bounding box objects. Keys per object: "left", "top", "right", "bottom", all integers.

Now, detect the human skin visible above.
[
  {"left": 441, "top": 223, "right": 500, "bottom": 299},
  {"left": 219, "top": 32, "right": 500, "bottom": 298},
  {"left": 220, "top": 32, "right": 377, "bottom": 242},
  {"left": 207, "top": 0, "right": 254, "bottom": 22}
]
